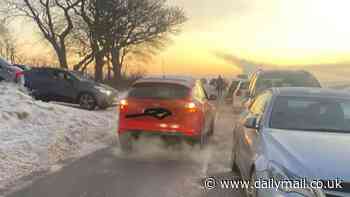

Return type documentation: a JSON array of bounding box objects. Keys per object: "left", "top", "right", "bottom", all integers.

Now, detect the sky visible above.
[
  {"left": 149, "top": 0, "right": 350, "bottom": 77},
  {"left": 10, "top": 0, "right": 350, "bottom": 79}
]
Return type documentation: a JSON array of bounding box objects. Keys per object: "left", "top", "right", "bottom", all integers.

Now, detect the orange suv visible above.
[{"left": 118, "top": 76, "right": 217, "bottom": 151}]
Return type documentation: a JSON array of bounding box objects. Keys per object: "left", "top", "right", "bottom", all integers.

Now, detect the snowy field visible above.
[{"left": 0, "top": 83, "right": 119, "bottom": 191}]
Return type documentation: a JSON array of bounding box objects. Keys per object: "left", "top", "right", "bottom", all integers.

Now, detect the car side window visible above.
[
  {"left": 33, "top": 69, "right": 50, "bottom": 79},
  {"left": 52, "top": 71, "right": 65, "bottom": 80},
  {"left": 249, "top": 92, "right": 271, "bottom": 115}
]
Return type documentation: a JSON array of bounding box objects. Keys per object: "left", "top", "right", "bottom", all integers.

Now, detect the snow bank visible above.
[{"left": 0, "top": 83, "right": 118, "bottom": 191}]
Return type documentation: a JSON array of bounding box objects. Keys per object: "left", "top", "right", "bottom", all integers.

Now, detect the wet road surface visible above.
[{"left": 7, "top": 104, "right": 244, "bottom": 197}]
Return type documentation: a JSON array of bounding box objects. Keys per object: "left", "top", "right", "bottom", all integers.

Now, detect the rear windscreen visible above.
[{"left": 129, "top": 83, "right": 190, "bottom": 99}]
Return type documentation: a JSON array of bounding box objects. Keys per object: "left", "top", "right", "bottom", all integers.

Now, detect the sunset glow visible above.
[
  {"left": 11, "top": 0, "right": 350, "bottom": 77},
  {"left": 149, "top": 0, "right": 350, "bottom": 76}
]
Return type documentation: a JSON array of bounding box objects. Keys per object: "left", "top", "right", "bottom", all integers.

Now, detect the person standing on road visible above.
[{"left": 216, "top": 75, "right": 225, "bottom": 98}]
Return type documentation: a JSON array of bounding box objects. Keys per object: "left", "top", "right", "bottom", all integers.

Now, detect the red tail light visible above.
[
  {"left": 185, "top": 102, "right": 197, "bottom": 113},
  {"left": 119, "top": 99, "right": 128, "bottom": 111},
  {"left": 15, "top": 71, "right": 23, "bottom": 78},
  {"left": 15, "top": 71, "right": 24, "bottom": 83}
]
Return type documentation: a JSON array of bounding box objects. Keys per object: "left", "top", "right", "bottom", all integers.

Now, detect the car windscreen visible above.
[
  {"left": 129, "top": 83, "right": 190, "bottom": 100},
  {"left": 270, "top": 96, "right": 350, "bottom": 133},
  {"left": 256, "top": 72, "right": 321, "bottom": 91}
]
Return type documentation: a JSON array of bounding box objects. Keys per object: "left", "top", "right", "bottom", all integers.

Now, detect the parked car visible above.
[
  {"left": 225, "top": 79, "right": 240, "bottom": 104},
  {"left": 0, "top": 57, "right": 24, "bottom": 84},
  {"left": 118, "top": 76, "right": 217, "bottom": 151},
  {"left": 24, "top": 67, "right": 118, "bottom": 110},
  {"left": 231, "top": 87, "right": 350, "bottom": 197},
  {"left": 13, "top": 64, "right": 31, "bottom": 71},
  {"left": 232, "top": 80, "right": 249, "bottom": 112},
  {"left": 245, "top": 70, "right": 321, "bottom": 108}
]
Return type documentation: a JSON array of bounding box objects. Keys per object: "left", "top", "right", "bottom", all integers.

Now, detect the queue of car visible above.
[
  {"left": 0, "top": 57, "right": 118, "bottom": 110},
  {"left": 229, "top": 69, "right": 350, "bottom": 197}
]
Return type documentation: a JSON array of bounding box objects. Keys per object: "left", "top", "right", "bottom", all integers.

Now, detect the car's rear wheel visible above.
[
  {"left": 79, "top": 93, "right": 96, "bottom": 110},
  {"left": 119, "top": 132, "right": 133, "bottom": 153},
  {"left": 99, "top": 105, "right": 109, "bottom": 110}
]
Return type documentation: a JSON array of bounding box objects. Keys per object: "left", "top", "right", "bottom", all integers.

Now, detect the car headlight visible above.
[
  {"left": 97, "top": 87, "right": 112, "bottom": 96},
  {"left": 267, "top": 162, "right": 325, "bottom": 197}
]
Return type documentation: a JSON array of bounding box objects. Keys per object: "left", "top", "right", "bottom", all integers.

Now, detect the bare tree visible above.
[
  {"left": 4, "top": 0, "right": 81, "bottom": 68},
  {"left": 74, "top": 0, "right": 118, "bottom": 81},
  {"left": 107, "top": 0, "right": 187, "bottom": 81},
  {"left": 74, "top": 0, "right": 186, "bottom": 81},
  {"left": 0, "top": 21, "right": 17, "bottom": 62}
]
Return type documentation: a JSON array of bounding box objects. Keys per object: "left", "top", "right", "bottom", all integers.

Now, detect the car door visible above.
[
  {"left": 236, "top": 91, "right": 272, "bottom": 179},
  {"left": 49, "top": 70, "right": 77, "bottom": 103},
  {"left": 26, "top": 69, "right": 54, "bottom": 98}
]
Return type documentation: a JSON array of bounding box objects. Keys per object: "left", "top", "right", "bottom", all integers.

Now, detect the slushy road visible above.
[{"left": 7, "top": 104, "right": 244, "bottom": 197}]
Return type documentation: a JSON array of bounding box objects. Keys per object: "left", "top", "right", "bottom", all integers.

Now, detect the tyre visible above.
[
  {"left": 78, "top": 93, "right": 97, "bottom": 110},
  {"left": 99, "top": 105, "right": 109, "bottom": 110},
  {"left": 119, "top": 132, "right": 133, "bottom": 153}
]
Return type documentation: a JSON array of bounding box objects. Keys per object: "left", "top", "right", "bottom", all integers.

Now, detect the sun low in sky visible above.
[{"left": 151, "top": 0, "right": 350, "bottom": 76}]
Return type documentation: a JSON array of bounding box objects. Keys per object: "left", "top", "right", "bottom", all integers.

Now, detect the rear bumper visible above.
[{"left": 119, "top": 126, "right": 199, "bottom": 137}]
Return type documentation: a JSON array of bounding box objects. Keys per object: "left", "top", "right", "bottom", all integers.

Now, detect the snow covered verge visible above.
[{"left": 0, "top": 83, "right": 118, "bottom": 192}]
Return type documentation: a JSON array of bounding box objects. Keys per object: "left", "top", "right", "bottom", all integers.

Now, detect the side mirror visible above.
[
  {"left": 244, "top": 116, "right": 259, "bottom": 129},
  {"left": 208, "top": 94, "right": 217, "bottom": 100}
]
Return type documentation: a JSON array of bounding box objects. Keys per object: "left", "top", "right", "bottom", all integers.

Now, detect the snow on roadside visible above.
[{"left": 0, "top": 83, "right": 118, "bottom": 191}]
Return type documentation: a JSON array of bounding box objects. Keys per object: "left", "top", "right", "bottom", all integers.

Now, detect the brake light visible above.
[
  {"left": 119, "top": 99, "right": 128, "bottom": 110},
  {"left": 185, "top": 102, "right": 197, "bottom": 112},
  {"left": 15, "top": 71, "right": 24, "bottom": 84}
]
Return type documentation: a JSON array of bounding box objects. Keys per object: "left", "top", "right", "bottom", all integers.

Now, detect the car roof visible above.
[
  {"left": 271, "top": 87, "right": 350, "bottom": 99},
  {"left": 133, "top": 75, "right": 196, "bottom": 88},
  {"left": 0, "top": 57, "right": 10, "bottom": 67},
  {"left": 258, "top": 69, "right": 311, "bottom": 76}
]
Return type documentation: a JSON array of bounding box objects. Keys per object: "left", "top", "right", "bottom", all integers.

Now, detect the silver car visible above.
[{"left": 231, "top": 87, "right": 350, "bottom": 197}]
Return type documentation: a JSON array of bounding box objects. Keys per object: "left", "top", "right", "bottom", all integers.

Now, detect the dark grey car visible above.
[{"left": 24, "top": 68, "right": 118, "bottom": 110}]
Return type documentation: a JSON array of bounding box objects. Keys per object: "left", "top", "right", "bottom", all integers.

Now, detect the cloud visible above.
[
  {"left": 213, "top": 51, "right": 276, "bottom": 74},
  {"left": 213, "top": 51, "right": 350, "bottom": 84}
]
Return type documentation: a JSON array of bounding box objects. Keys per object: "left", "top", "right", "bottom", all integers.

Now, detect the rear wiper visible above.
[{"left": 125, "top": 107, "right": 172, "bottom": 120}]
